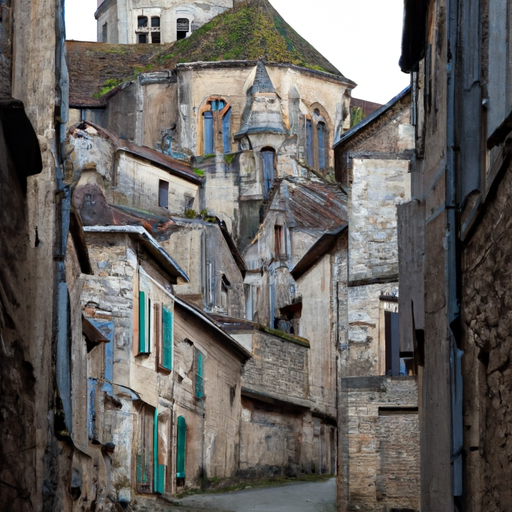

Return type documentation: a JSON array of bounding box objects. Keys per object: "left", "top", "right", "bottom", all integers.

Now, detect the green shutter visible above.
[
  {"left": 196, "top": 352, "right": 204, "bottom": 398},
  {"left": 156, "top": 465, "right": 166, "bottom": 494},
  {"left": 139, "top": 291, "right": 147, "bottom": 353},
  {"left": 176, "top": 416, "right": 187, "bottom": 478},
  {"left": 162, "top": 307, "right": 173, "bottom": 370},
  {"left": 153, "top": 408, "right": 158, "bottom": 492}
]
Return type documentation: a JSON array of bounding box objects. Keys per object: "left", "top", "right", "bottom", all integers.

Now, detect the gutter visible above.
[{"left": 83, "top": 225, "right": 190, "bottom": 283}]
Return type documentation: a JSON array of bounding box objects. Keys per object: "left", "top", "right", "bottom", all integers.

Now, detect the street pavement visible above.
[{"left": 170, "top": 477, "right": 337, "bottom": 512}]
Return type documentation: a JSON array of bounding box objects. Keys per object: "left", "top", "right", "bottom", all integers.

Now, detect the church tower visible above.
[{"left": 95, "top": 0, "right": 234, "bottom": 44}]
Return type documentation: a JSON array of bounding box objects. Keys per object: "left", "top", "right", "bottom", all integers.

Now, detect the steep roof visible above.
[
  {"left": 66, "top": 0, "right": 354, "bottom": 107},
  {"left": 159, "top": 0, "right": 347, "bottom": 77}
]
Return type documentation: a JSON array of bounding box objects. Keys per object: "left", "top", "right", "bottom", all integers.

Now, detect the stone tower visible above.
[{"left": 95, "top": 0, "right": 234, "bottom": 44}]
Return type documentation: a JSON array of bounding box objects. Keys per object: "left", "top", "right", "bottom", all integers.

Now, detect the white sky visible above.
[{"left": 65, "top": 0, "right": 410, "bottom": 104}]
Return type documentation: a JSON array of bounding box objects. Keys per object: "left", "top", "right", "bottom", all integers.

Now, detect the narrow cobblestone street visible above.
[{"left": 169, "top": 478, "right": 336, "bottom": 512}]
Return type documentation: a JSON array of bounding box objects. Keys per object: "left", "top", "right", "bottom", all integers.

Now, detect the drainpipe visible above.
[{"left": 446, "top": 0, "right": 464, "bottom": 503}]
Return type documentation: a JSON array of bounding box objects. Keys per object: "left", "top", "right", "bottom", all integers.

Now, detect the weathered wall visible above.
[
  {"left": 173, "top": 304, "right": 245, "bottom": 487},
  {"left": 461, "top": 162, "right": 512, "bottom": 512},
  {"left": 339, "top": 377, "right": 420, "bottom": 512},
  {"left": 242, "top": 331, "right": 309, "bottom": 405}
]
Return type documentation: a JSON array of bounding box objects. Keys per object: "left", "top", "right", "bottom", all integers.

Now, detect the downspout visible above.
[{"left": 446, "top": 0, "right": 464, "bottom": 503}]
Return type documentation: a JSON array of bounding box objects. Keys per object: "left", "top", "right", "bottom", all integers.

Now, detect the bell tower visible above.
[{"left": 95, "top": 0, "right": 234, "bottom": 45}]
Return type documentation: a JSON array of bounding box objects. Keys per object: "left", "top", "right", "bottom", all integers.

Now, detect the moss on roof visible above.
[
  {"left": 67, "top": 0, "right": 352, "bottom": 106},
  {"left": 154, "top": 0, "right": 344, "bottom": 77}
]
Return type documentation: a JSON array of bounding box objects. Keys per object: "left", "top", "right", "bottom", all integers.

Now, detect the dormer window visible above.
[{"left": 177, "top": 18, "right": 190, "bottom": 40}]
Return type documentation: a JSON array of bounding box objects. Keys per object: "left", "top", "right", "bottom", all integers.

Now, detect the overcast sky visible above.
[{"left": 65, "top": 0, "right": 410, "bottom": 104}]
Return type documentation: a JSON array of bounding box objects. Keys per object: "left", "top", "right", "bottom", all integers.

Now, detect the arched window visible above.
[
  {"left": 261, "top": 147, "right": 276, "bottom": 199},
  {"left": 306, "top": 108, "right": 330, "bottom": 172},
  {"left": 200, "top": 98, "right": 232, "bottom": 155},
  {"left": 177, "top": 18, "right": 189, "bottom": 40}
]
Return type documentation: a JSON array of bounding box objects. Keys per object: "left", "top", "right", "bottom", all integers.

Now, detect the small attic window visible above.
[
  {"left": 158, "top": 180, "right": 169, "bottom": 208},
  {"left": 177, "top": 18, "right": 189, "bottom": 40},
  {"left": 138, "top": 16, "right": 148, "bottom": 28}
]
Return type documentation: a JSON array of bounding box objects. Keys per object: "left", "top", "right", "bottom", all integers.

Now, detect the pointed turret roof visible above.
[{"left": 252, "top": 60, "right": 276, "bottom": 94}]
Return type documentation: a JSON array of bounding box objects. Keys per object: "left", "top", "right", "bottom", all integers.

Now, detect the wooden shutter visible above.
[
  {"left": 176, "top": 415, "right": 187, "bottom": 478},
  {"left": 203, "top": 111, "right": 214, "bottom": 154},
  {"left": 223, "top": 107, "right": 232, "bottom": 154},
  {"left": 139, "top": 291, "right": 147, "bottom": 353},
  {"left": 195, "top": 351, "right": 204, "bottom": 398},
  {"left": 136, "top": 404, "right": 154, "bottom": 493},
  {"left": 162, "top": 306, "right": 173, "bottom": 371}
]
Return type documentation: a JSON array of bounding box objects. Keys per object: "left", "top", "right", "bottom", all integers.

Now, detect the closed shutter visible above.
[
  {"left": 317, "top": 123, "right": 326, "bottom": 170},
  {"left": 203, "top": 111, "right": 214, "bottom": 154},
  {"left": 195, "top": 351, "right": 204, "bottom": 398},
  {"left": 139, "top": 291, "right": 147, "bottom": 353},
  {"left": 176, "top": 416, "right": 187, "bottom": 478},
  {"left": 223, "top": 107, "right": 232, "bottom": 153},
  {"left": 306, "top": 120, "right": 314, "bottom": 167},
  {"left": 162, "top": 307, "right": 173, "bottom": 370}
]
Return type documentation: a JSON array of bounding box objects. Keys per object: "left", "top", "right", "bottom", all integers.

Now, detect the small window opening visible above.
[
  {"left": 274, "top": 225, "right": 284, "bottom": 258},
  {"left": 158, "top": 180, "right": 169, "bottom": 208},
  {"left": 220, "top": 275, "right": 230, "bottom": 313},
  {"left": 177, "top": 18, "right": 189, "bottom": 40},
  {"left": 151, "top": 16, "right": 160, "bottom": 28},
  {"left": 138, "top": 33, "right": 147, "bottom": 44},
  {"left": 138, "top": 16, "right": 148, "bottom": 28},
  {"left": 385, "top": 311, "right": 400, "bottom": 376},
  {"left": 261, "top": 148, "right": 276, "bottom": 199},
  {"left": 151, "top": 32, "right": 161, "bottom": 44},
  {"left": 102, "top": 22, "right": 108, "bottom": 42},
  {"left": 277, "top": 302, "right": 302, "bottom": 335}
]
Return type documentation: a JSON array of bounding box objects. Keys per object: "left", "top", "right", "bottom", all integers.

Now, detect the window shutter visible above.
[
  {"left": 139, "top": 291, "right": 148, "bottom": 354},
  {"left": 176, "top": 416, "right": 187, "bottom": 478},
  {"left": 317, "top": 123, "right": 326, "bottom": 170},
  {"left": 223, "top": 108, "right": 232, "bottom": 154},
  {"left": 195, "top": 351, "right": 204, "bottom": 398},
  {"left": 306, "top": 120, "right": 314, "bottom": 167},
  {"left": 162, "top": 307, "right": 173, "bottom": 371},
  {"left": 203, "top": 111, "right": 214, "bottom": 154}
]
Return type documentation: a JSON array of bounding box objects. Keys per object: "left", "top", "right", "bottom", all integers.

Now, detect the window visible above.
[
  {"left": 200, "top": 99, "right": 232, "bottom": 155},
  {"left": 138, "top": 33, "right": 147, "bottom": 44},
  {"left": 151, "top": 16, "right": 160, "bottom": 28},
  {"left": 138, "top": 16, "right": 148, "bottom": 28},
  {"left": 195, "top": 349, "right": 204, "bottom": 399},
  {"left": 274, "top": 225, "right": 285, "bottom": 259},
  {"left": 137, "top": 15, "right": 160, "bottom": 44},
  {"left": 102, "top": 22, "right": 108, "bottom": 42},
  {"left": 176, "top": 416, "right": 187, "bottom": 480},
  {"left": 203, "top": 111, "right": 214, "bottom": 154},
  {"left": 158, "top": 180, "right": 169, "bottom": 208},
  {"left": 385, "top": 311, "right": 400, "bottom": 376},
  {"left": 261, "top": 148, "right": 276, "bottom": 199},
  {"left": 177, "top": 18, "right": 189, "bottom": 40},
  {"left": 306, "top": 108, "right": 330, "bottom": 172},
  {"left": 139, "top": 291, "right": 151, "bottom": 354},
  {"left": 220, "top": 275, "right": 230, "bottom": 313},
  {"left": 152, "top": 31, "right": 161, "bottom": 44},
  {"left": 317, "top": 122, "right": 327, "bottom": 170},
  {"left": 136, "top": 403, "right": 155, "bottom": 493}
]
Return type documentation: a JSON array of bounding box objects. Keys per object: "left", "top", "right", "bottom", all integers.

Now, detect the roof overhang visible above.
[{"left": 84, "top": 225, "right": 190, "bottom": 284}]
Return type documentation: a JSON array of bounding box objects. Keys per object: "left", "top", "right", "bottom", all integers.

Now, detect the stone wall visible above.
[
  {"left": 242, "top": 330, "right": 309, "bottom": 405},
  {"left": 339, "top": 376, "right": 419, "bottom": 512},
  {"left": 461, "top": 162, "right": 512, "bottom": 512}
]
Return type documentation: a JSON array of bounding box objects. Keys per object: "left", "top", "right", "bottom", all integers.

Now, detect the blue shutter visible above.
[
  {"left": 261, "top": 150, "right": 275, "bottom": 199},
  {"left": 223, "top": 108, "right": 232, "bottom": 154},
  {"left": 317, "top": 123, "right": 326, "bottom": 169},
  {"left": 203, "top": 112, "right": 214, "bottom": 154},
  {"left": 162, "top": 307, "right": 173, "bottom": 370},
  {"left": 306, "top": 120, "right": 314, "bottom": 167},
  {"left": 87, "top": 377, "right": 97, "bottom": 440}
]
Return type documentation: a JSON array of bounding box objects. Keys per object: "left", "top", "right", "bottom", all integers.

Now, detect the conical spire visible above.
[{"left": 252, "top": 60, "right": 276, "bottom": 94}]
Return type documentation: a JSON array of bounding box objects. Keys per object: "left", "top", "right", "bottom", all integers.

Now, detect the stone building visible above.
[
  {"left": 334, "top": 88, "right": 420, "bottom": 512},
  {"left": 399, "top": 1, "right": 512, "bottom": 511},
  {"left": 81, "top": 223, "right": 251, "bottom": 501},
  {"left": 0, "top": 0, "right": 110, "bottom": 510}
]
